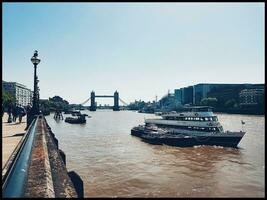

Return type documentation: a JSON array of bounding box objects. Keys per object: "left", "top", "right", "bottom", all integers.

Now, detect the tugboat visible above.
[
  {"left": 65, "top": 114, "right": 87, "bottom": 124},
  {"left": 131, "top": 106, "right": 246, "bottom": 148}
]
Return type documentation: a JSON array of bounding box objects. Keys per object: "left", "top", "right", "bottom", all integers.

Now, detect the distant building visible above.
[
  {"left": 173, "top": 83, "right": 264, "bottom": 107},
  {"left": 174, "top": 89, "right": 182, "bottom": 104},
  {"left": 192, "top": 83, "right": 252, "bottom": 105},
  {"left": 239, "top": 88, "right": 265, "bottom": 106},
  {"left": 181, "top": 86, "right": 193, "bottom": 105},
  {"left": 2, "top": 81, "right": 33, "bottom": 106}
]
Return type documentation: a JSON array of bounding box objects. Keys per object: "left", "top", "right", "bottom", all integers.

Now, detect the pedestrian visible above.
[
  {"left": 18, "top": 105, "right": 26, "bottom": 123},
  {"left": 7, "top": 104, "right": 12, "bottom": 123},
  {"left": 26, "top": 104, "right": 32, "bottom": 114},
  {"left": 12, "top": 105, "right": 18, "bottom": 122}
]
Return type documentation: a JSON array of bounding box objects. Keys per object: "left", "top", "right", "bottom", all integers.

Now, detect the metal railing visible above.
[{"left": 2, "top": 116, "right": 39, "bottom": 197}]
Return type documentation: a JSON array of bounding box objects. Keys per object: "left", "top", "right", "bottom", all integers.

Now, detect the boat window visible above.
[{"left": 212, "top": 116, "right": 218, "bottom": 121}]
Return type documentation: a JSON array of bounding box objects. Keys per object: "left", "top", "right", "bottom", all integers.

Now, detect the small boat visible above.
[{"left": 65, "top": 114, "right": 86, "bottom": 124}]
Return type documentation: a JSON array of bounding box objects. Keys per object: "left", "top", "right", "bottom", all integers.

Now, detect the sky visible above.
[{"left": 3, "top": 3, "right": 265, "bottom": 105}]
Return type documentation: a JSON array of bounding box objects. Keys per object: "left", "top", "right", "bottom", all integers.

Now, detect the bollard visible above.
[{"left": 68, "top": 171, "right": 84, "bottom": 198}]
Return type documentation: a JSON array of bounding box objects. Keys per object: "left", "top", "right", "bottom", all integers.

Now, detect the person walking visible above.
[
  {"left": 12, "top": 105, "right": 18, "bottom": 122},
  {"left": 18, "top": 105, "right": 26, "bottom": 123},
  {"left": 7, "top": 104, "right": 12, "bottom": 123}
]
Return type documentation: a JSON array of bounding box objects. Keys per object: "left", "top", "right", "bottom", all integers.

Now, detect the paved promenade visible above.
[{"left": 2, "top": 113, "right": 27, "bottom": 169}]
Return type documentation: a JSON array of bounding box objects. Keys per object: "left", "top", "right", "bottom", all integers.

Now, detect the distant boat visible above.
[
  {"left": 71, "top": 110, "right": 81, "bottom": 116},
  {"left": 65, "top": 114, "right": 86, "bottom": 124}
]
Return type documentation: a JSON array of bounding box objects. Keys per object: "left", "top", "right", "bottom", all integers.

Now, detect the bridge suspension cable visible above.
[
  {"left": 79, "top": 97, "right": 127, "bottom": 106},
  {"left": 80, "top": 97, "right": 91, "bottom": 105},
  {"left": 119, "top": 98, "right": 128, "bottom": 106}
]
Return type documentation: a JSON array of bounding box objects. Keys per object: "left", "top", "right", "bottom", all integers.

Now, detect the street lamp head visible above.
[{"left": 31, "top": 50, "right": 41, "bottom": 65}]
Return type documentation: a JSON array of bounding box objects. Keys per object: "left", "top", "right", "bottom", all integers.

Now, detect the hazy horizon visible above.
[{"left": 3, "top": 3, "right": 264, "bottom": 105}]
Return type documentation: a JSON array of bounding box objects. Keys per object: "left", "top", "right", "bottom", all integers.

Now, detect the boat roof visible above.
[{"left": 159, "top": 106, "right": 215, "bottom": 117}]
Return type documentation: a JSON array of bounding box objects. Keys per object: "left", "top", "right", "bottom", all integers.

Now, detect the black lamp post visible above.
[
  {"left": 31, "top": 50, "right": 41, "bottom": 115},
  {"left": 26, "top": 50, "right": 41, "bottom": 129}
]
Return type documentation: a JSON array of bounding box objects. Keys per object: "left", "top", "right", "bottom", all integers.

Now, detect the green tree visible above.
[
  {"left": 40, "top": 96, "right": 70, "bottom": 112},
  {"left": 2, "top": 91, "right": 16, "bottom": 111},
  {"left": 200, "top": 97, "right": 218, "bottom": 107},
  {"left": 224, "top": 99, "right": 236, "bottom": 108}
]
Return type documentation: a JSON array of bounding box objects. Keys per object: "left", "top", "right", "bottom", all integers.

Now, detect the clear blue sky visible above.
[{"left": 3, "top": 3, "right": 265, "bottom": 105}]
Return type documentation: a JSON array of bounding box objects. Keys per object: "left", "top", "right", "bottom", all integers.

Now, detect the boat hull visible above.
[
  {"left": 65, "top": 117, "right": 86, "bottom": 124},
  {"left": 131, "top": 128, "right": 244, "bottom": 148}
]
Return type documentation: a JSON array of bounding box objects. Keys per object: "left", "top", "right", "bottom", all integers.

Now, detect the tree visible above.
[
  {"left": 2, "top": 91, "right": 16, "bottom": 111},
  {"left": 224, "top": 99, "right": 236, "bottom": 109},
  {"left": 200, "top": 97, "right": 218, "bottom": 107},
  {"left": 40, "top": 96, "right": 70, "bottom": 111}
]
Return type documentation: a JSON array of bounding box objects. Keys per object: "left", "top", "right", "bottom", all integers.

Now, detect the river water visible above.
[{"left": 45, "top": 110, "right": 265, "bottom": 197}]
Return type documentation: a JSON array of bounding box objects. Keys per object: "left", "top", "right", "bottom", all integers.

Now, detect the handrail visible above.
[{"left": 2, "top": 115, "right": 39, "bottom": 197}]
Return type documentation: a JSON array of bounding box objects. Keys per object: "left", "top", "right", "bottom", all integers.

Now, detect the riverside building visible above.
[
  {"left": 2, "top": 81, "right": 33, "bottom": 106},
  {"left": 239, "top": 88, "right": 265, "bottom": 106}
]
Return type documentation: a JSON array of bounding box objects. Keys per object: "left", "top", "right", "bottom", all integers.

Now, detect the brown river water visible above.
[{"left": 45, "top": 110, "right": 265, "bottom": 197}]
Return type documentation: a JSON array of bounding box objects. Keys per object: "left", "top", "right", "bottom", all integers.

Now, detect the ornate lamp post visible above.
[
  {"left": 31, "top": 50, "right": 41, "bottom": 114},
  {"left": 26, "top": 50, "right": 41, "bottom": 129}
]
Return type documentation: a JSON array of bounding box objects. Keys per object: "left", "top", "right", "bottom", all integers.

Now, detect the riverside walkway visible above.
[
  {"left": 2, "top": 113, "right": 26, "bottom": 169},
  {"left": 2, "top": 113, "right": 83, "bottom": 198}
]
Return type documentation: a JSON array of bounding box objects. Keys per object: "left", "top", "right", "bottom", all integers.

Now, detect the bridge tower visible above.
[
  {"left": 113, "top": 91, "right": 119, "bottom": 111},
  {"left": 90, "top": 91, "right": 96, "bottom": 111}
]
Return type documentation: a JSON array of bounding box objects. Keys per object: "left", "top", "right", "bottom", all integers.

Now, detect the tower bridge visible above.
[{"left": 80, "top": 91, "right": 128, "bottom": 111}]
